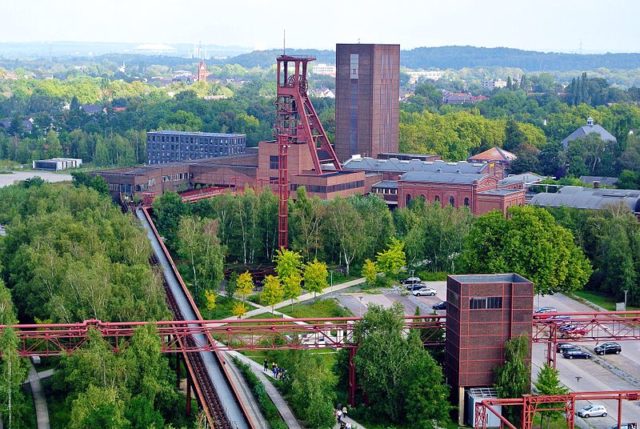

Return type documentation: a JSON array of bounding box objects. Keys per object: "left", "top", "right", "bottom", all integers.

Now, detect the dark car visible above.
[
  {"left": 594, "top": 342, "right": 622, "bottom": 355},
  {"left": 556, "top": 343, "right": 579, "bottom": 353},
  {"left": 534, "top": 307, "right": 557, "bottom": 319},
  {"left": 432, "top": 301, "right": 447, "bottom": 310},
  {"left": 563, "top": 349, "right": 591, "bottom": 359}
]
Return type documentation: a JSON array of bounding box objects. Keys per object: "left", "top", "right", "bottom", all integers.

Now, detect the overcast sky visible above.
[{"left": 1, "top": 0, "right": 639, "bottom": 53}]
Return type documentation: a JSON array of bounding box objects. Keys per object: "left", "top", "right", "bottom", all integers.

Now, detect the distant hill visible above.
[
  {"left": 223, "top": 49, "right": 335, "bottom": 68},
  {"left": 222, "top": 46, "right": 640, "bottom": 72}
]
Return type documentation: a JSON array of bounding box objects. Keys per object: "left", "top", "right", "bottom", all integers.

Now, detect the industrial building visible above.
[
  {"left": 95, "top": 46, "right": 524, "bottom": 216},
  {"left": 146, "top": 131, "right": 246, "bottom": 164},
  {"left": 445, "top": 273, "right": 534, "bottom": 425},
  {"left": 335, "top": 43, "right": 400, "bottom": 161},
  {"left": 32, "top": 158, "right": 82, "bottom": 171}
]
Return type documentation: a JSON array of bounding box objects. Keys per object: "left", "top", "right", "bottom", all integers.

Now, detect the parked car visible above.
[
  {"left": 594, "top": 342, "right": 622, "bottom": 355},
  {"left": 432, "top": 301, "right": 447, "bottom": 310},
  {"left": 402, "top": 277, "right": 422, "bottom": 289},
  {"left": 556, "top": 343, "right": 579, "bottom": 353},
  {"left": 609, "top": 424, "right": 636, "bottom": 429},
  {"left": 559, "top": 323, "right": 578, "bottom": 332},
  {"left": 407, "top": 283, "right": 428, "bottom": 292},
  {"left": 534, "top": 307, "right": 557, "bottom": 319},
  {"left": 563, "top": 349, "right": 592, "bottom": 360},
  {"left": 550, "top": 315, "right": 571, "bottom": 321},
  {"left": 561, "top": 327, "right": 587, "bottom": 339},
  {"left": 412, "top": 287, "right": 437, "bottom": 297},
  {"left": 576, "top": 404, "right": 607, "bottom": 418}
]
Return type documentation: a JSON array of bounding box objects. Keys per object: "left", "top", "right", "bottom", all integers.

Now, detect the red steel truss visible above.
[
  {"left": 277, "top": 133, "right": 289, "bottom": 249},
  {"left": 475, "top": 391, "right": 640, "bottom": 429},
  {"left": 532, "top": 311, "right": 640, "bottom": 368},
  {"left": 2, "top": 315, "right": 444, "bottom": 357},
  {"left": 5, "top": 311, "right": 640, "bottom": 358}
]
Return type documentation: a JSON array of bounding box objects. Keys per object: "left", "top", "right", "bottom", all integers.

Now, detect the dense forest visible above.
[{"left": 0, "top": 181, "right": 194, "bottom": 428}]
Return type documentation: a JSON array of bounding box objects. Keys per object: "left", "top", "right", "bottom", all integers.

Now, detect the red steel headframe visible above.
[{"left": 275, "top": 55, "right": 342, "bottom": 249}]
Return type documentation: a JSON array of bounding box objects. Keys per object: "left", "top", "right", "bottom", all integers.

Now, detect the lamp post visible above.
[{"left": 330, "top": 270, "right": 333, "bottom": 287}]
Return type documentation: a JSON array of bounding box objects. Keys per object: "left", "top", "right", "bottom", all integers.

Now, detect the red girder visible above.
[
  {"left": 4, "top": 312, "right": 640, "bottom": 357},
  {"left": 475, "top": 391, "right": 640, "bottom": 429}
]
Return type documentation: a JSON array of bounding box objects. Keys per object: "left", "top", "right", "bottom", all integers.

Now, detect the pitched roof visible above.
[
  {"left": 400, "top": 171, "right": 487, "bottom": 185},
  {"left": 499, "top": 172, "right": 544, "bottom": 186},
  {"left": 340, "top": 156, "right": 487, "bottom": 174},
  {"left": 579, "top": 176, "right": 619, "bottom": 187},
  {"left": 530, "top": 186, "right": 640, "bottom": 212},
  {"left": 468, "top": 147, "right": 517, "bottom": 163},
  {"left": 561, "top": 123, "right": 617, "bottom": 149}
]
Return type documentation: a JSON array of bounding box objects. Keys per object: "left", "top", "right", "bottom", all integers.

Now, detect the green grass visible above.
[
  {"left": 572, "top": 290, "right": 639, "bottom": 311},
  {"left": 279, "top": 298, "right": 352, "bottom": 318}
]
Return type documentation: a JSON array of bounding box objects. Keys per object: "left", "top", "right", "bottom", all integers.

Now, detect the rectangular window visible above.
[
  {"left": 270, "top": 155, "right": 279, "bottom": 169},
  {"left": 350, "top": 54, "right": 359, "bottom": 79},
  {"left": 470, "top": 296, "right": 502, "bottom": 309}
]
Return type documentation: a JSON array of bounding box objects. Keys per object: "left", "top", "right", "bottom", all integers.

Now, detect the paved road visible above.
[{"left": 0, "top": 171, "right": 71, "bottom": 188}]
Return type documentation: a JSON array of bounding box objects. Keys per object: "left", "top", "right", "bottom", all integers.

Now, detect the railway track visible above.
[{"left": 141, "top": 209, "right": 250, "bottom": 429}]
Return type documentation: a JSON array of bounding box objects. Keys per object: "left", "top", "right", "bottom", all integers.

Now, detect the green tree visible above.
[
  {"left": 153, "top": 191, "right": 188, "bottom": 251},
  {"left": 534, "top": 364, "right": 569, "bottom": 428},
  {"left": 462, "top": 206, "right": 592, "bottom": 295},
  {"left": 236, "top": 271, "right": 255, "bottom": 302},
  {"left": 226, "top": 271, "right": 238, "bottom": 299},
  {"left": 68, "top": 385, "right": 129, "bottom": 429},
  {"left": 261, "top": 275, "right": 284, "bottom": 313},
  {"left": 362, "top": 259, "right": 378, "bottom": 287},
  {"left": 354, "top": 304, "right": 449, "bottom": 426},
  {"left": 289, "top": 355, "right": 336, "bottom": 429},
  {"left": 45, "top": 130, "right": 63, "bottom": 158},
  {"left": 274, "top": 248, "right": 303, "bottom": 281},
  {"left": 375, "top": 238, "right": 406, "bottom": 279},
  {"left": 283, "top": 273, "right": 303, "bottom": 310},
  {"left": 495, "top": 335, "right": 531, "bottom": 426},
  {"left": 303, "top": 259, "right": 329, "bottom": 298}
]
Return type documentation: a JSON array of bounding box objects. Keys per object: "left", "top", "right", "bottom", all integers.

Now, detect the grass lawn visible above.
[
  {"left": 572, "top": 290, "right": 639, "bottom": 311},
  {"left": 279, "top": 298, "right": 352, "bottom": 318}
]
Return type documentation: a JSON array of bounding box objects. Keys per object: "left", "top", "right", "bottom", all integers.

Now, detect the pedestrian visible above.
[
  {"left": 336, "top": 408, "right": 343, "bottom": 423},
  {"left": 345, "top": 422, "right": 352, "bottom": 429},
  {"left": 271, "top": 361, "right": 276, "bottom": 375},
  {"left": 342, "top": 406, "right": 347, "bottom": 417},
  {"left": 263, "top": 359, "right": 268, "bottom": 372}
]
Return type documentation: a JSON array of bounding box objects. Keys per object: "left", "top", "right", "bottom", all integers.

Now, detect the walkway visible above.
[
  {"left": 228, "top": 277, "right": 365, "bottom": 321},
  {"left": 27, "top": 364, "right": 50, "bottom": 429},
  {"left": 228, "top": 351, "right": 302, "bottom": 429}
]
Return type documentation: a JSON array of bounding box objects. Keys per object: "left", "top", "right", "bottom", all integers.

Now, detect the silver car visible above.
[
  {"left": 577, "top": 404, "right": 607, "bottom": 418},
  {"left": 412, "top": 287, "right": 437, "bottom": 297}
]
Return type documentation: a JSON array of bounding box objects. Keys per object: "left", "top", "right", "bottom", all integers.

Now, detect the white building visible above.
[
  {"left": 311, "top": 63, "right": 336, "bottom": 77},
  {"left": 407, "top": 70, "right": 443, "bottom": 84},
  {"left": 32, "top": 158, "right": 83, "bottom": 171}
]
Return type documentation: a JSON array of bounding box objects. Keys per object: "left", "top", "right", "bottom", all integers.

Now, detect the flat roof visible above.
[
  {"left": 449, "top": 273, "right": 531, "bottom": 284},
  {"left": 478, "top": 189, "right": 523, "bottom": 196},
  {"left": 147, "top": 130, "right": 245, "bottom": 138}
]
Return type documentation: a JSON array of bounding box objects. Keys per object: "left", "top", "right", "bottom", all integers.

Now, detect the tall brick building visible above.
[
  {"left": 335, "top": 43, "right": 400, "bottom": 161},
  {"left": 445, "top": 274, "right": 534, "bottom": 425}
]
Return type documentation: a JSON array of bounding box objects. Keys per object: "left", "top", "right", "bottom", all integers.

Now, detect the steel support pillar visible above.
[
  {"left": 348, "top": 347, "right": 357, "bottom": 407},
  {"left": 617, "top": 395, "right": 622, "bottom": 429},
  {"left": 175, "top": 352, "right": 181, "bottom": 389},
  {"left": 186, "top": 376, "right": 192, "bottom": 417}
]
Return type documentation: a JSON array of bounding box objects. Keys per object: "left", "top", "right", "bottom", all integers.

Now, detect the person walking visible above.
[{"left": 263, "top": 359, "right": 268, "bottom": 372}]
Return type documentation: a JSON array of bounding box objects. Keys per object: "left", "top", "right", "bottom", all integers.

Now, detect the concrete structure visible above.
[
  {"left": 530, "top": 186, "right": 640, "bottom": 215},
  {"left": 147, "top": 131, "right": 246, "bottom": 164},
  {"left": 562, "top": 117, "right": 617, "bottom": 149},
  {"left": 335, "top": 43, "right": 400, "bottom": 161},
  {"left": 445, "top": 274, "right": 534, "bottom": 425},
  {"left": 32, "top": 158, "right": 82, "bottom": 171}
]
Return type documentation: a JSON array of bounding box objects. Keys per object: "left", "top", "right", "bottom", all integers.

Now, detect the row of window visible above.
[
  {"left": 291, "top": 180, "right": 364, "bottom": 194},
  {"left": 148, "top": 143, "right": 243, "bottom": 151},
  {"left": 373, "top": 187, "right": 398, "bottom": 195},
  {"left": 470, "top": 296, "right": 503, "bottom": 310},
  {"left": 406, "top": 194, "right": 470, "bottom": 207},
  {"left": 162, "top": 173, "right": 190, "bottom": 182},
  {"left": 148, "top": 135, "right": 243, "bottom": 144}
]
